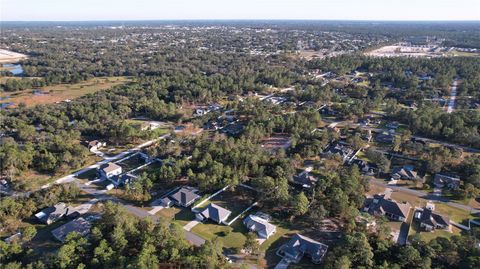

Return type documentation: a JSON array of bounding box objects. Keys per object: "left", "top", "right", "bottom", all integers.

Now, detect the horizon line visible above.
[{"left": 2, "top": 19, "right": 480, "bottom": 23}]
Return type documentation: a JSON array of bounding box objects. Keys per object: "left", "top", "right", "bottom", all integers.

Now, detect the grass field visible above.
[
  {"left": 191, "top": 219, "right": 249, "bottom": 249},
  {"left": 0, "top": 76, "right": 131, "bottom": 107},
  {"left": 195, "top": 186, "right": 257, "bottom": 223},
  {"left": 408, "top": 220, "right": 462, "bottom": 242}
]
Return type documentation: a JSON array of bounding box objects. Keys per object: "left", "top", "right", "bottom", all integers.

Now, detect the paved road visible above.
[
  {"left": 447, "top": 80, "right": 458, "bottom": 113},
  {"left": 356, "top": 124, "right": 480, "bottom": 153},
  {"left": 324, "top": 118, "right": 480, "bottom": 153},
  {"left": 76, "top": 180, "right": 206, "bottom": 246},
  {"left": 370, "top": 179, "right": 479, "bottom": 214},
  {"left": 41, "top": 134, "right": 170, "bottom": 189}
]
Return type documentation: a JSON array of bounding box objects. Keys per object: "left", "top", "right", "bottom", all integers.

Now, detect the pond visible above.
[{"left": 2, "top": 64, "right": 23, "bottom": 75}]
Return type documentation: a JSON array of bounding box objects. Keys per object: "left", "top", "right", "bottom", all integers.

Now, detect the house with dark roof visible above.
[
  {"left": 351, "top": 159, "right": 377, "bottom": 176},
  {"left": 169, "top": 187, "right": 201, "bottom": 207},
  {"left": 277, "top": 234, "right": 328, "bottom": 264},
  {"left": 434, "top": 174, "right": 461, "bottom": 190},
  {"left": 292, "top": 170, "right": 317, "bottom": 188},
  {"left": 414, "top": 206, "right": 450, "bottom": 232},
  {"left": 51, "top": 217, "right": 92, "bottom": 243},
  {"left": 321, "top": 142, "right": 354, "bottom": 163},
  {"left": 196, "top": 203, "right": 231, "bottom": 224},
  {"left": 391, "top": 166, "right": 420, "bottom": 181},
  {"left": 35, "top": 203, "right": 70, "bottom": 225},
  {"left": 375, "top": 132, "right": 395, "bottom": 144},
  {"left": 363, "top": 193, "right": 411, "bottom": 222},
  {"left": 243, "top": 214, "right": 277, "bottom": 239}
]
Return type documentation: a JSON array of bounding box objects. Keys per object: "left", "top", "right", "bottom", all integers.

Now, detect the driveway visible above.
[
  {"left": 274, "top": 258, "right": 291, "bottom": 269},
  {"left": 183, "top": 220, "right": 201, "bottom": 231}
]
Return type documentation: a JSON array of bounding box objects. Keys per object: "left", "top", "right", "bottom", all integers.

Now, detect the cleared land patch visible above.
[{"left": 0, "top": 76, "right": 131, "bottom": 107}]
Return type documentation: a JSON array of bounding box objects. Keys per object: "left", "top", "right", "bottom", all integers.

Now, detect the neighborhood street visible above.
[{"left": 370, "top": 179, "right": 479, "bottom": 214}]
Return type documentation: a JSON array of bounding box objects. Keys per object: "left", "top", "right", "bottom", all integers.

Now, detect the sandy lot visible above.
[
  {"left": 365, "top": 45, "right": 441, "bottom": 58},
  {"left": 0, "top": 49, "right": 28, "bottom": 63}
]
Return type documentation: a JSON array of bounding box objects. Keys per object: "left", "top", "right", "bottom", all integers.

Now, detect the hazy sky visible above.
[{"left": 1, "top": 0, "right": 479, "bottom": 21}]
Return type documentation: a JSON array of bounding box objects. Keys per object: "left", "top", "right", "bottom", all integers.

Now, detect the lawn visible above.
[
  {"left": 195, "top": 186, "right": 257, "bottom": 223},
  {"left": 133, "top": 161, "right": 163, "bottom": 176},
  {"left": 434, "top": 203, "right": 474, "bottom": 224},
  {"left": 0, "top": 76, "right": 131, "bottom": 107},
  {"left": 191, "top": 219, "right": 248, "bottom": 249},
  {"left": 408, "top": 220, "right": 462, "bottom": 242},
  {"left": 170, "top": 207, "right": 196, "bottom": 227},
  {"left": 77, "top": 168, "right": 98, "bottom": 181},
  {"left": 116, "top": 154, "right": 146, "bottom": 172}
]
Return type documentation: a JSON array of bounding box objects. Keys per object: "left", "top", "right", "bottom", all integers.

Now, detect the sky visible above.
[{"left": 1, "top": 0, "right": 479, "bottom": 21}]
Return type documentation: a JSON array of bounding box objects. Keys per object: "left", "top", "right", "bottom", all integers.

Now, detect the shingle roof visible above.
[
  {"left": 170, "top": 187, "right": 201, "bottom": 206},
  {"left": 419, "top": 208, "right": 450, "bottom": 227},
  {"left": 35, "top": 203, "right": 69, "bottom": 223},
  {"left": 200, "top": 203, "right": 232, "bottom": 223},
  {"left": 101, "top": 162, "right": 122, "bottom": 173},
  {"left": 283, "top": 234, "right": 328, "bottom": 262},
  {"left": 243, "top": 215, "right": 276, "bottom": 237},
  {"left": 51, "top": 217, "right": 92, "bottom": 242},
  {"left": 367, "top": 194, "right": 411, "bottom": 219}
]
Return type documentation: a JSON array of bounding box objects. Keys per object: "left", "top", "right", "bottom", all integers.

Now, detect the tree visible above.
[
  {"left": 243, "top": 232, "right": 260, "bottom": 255},
  {"left": 292, "top": 192, "right": 309, "bottom": 217}
]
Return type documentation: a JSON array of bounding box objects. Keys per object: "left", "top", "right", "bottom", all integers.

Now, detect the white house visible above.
[
  {"left": 243, "top": 214, "right": 277, "bottom": 239},
  {"left": 98, "top": 162, "right": 122, "bottom": 180}
]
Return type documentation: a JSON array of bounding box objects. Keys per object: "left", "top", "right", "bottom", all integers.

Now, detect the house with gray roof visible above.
[
  {"left": 277, "top": 234, "right": 328, "bottom": 264},
  {"left": 414, "top": 207, "right": 450, "bottom": 232},
  {"left": 169, "top": 187, "right": 201, "bottom": 207},
  {"left": 363, "top": 193, "right": 411, "bottom": 222},
  {"left": 434, "top": 174, "right": 461, "bottom": 190},
  {"left": 391, "top": 166, "right": 420, "bottom": 181},
  {"left": 243, "top": 214, "right": 276, "bottom": 239},
  {"left": 35, "top": 203, "right": 70, "bottom": 225},
  {"left": 292, "top": 171, "right": 317, "bottom": 188},
  {"left": 196, "top": 203, "right": 232, "bottom": 224},
  {"left": 51, "top": 217, "right": 92, "bottom": 243}
]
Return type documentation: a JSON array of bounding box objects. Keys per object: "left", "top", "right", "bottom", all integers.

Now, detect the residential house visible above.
[
  {"left": 87, "top": 140, "right": 106, "bottom": 152},
  {"left": 51, "top": 217, "right": 92, "bottom": 243},
  {"left": 98, "top": 162, "right": 123, "bottom": 180},
  {"left": 160, "top": 197, "right": 173, "bottom": 208},
  {"left": 169, "top": 187, "right": 201, "bottom": 207},
  {"left": 363, "top": 193, "right": 411, "bottom": 222},
  {"left": 35, "top": 203, "right": 70, "bottom": 225},
  {"left": 196, "top": 203, "right": 232, "bottom": 224},
  {"left": 277, "top": 234, "right": 329, "bottom": 264},
  {"left": 434, "top": 174, "right": 461, "bottom": 190},
  {"left": 292, "top": 170, "right": 317, "bottom": 188},
  {"left": 414, "top": 206, "right": 450, "bottom": 232},
  {"left": 386, "top": 121, "right": 400, "bottom": 129},
  {"left": 351, "top": 159, "right": 377, "bottom": 176},
  {"left": 375, "top": 132, "right": 395, "bottom": 144},
  {"left": 391, "top": 166, "right": 420, "bottom": 181},
  {"left": 321, "top": 142, "right": 354, "bottom": 163},
  {"left": 110, "top": 173, "right": 138, "bottom": 186},
  {"left": 243, "top": 214, "right": 277, "bottom": 239}
]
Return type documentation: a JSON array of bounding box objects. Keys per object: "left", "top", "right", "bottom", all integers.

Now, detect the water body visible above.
[
  {"left": 0, "top": 102, "right": 15, "bottom": 109},
  {"left": 2, "top": 63, "right": 23, "bottom": 75}
]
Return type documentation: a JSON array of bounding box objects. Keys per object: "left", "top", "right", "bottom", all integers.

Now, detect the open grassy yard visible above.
[
  {"left": 0, "top": 76, "right": 131, "bottom": 107},
  {"left": 408, "top": 220, "right": 462, "bottom": 242},
  {"left": 195, "top": 186, "right": 257, "bottom": 223},
  {"left": 116, "top": 154, "right": 147, "bottom": 172},
  {"left": 191, "top": 219, "right": 248, "bottom": 249},
  {"left": 168, "top": 207, "right": 196, "bottom": 227}
]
